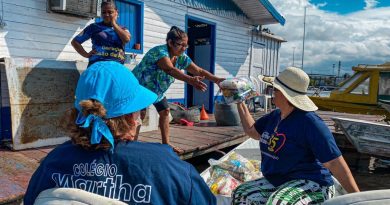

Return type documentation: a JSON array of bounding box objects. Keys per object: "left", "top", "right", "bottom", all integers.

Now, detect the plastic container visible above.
[{"left": 214, "top": 93, "right": 240, "bottom": 126}]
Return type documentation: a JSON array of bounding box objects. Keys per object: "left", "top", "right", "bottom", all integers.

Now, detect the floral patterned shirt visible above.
[{"left": 132, "top": 44, "right": 192, "bottom": 102}]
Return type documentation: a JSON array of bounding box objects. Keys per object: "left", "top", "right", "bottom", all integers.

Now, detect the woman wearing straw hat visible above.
[
  {"left": 23, "top": 61, "right": 216, "bottom": 205},
  {"left": 232, "top": 67, "right": 359, "bottom": 205}
]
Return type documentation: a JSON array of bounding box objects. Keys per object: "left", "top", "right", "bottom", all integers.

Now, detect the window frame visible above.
[
  {"left": 116, "top": 0, "right": 144, "bottom": 54},
  {"left": 96, "top": 0, "right": 144, "bottom": 54}
]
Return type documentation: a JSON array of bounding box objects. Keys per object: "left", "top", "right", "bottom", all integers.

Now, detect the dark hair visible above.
[
  {"left": 101, "top": 0, "right": 117, "bottom": 9},
  {"left": 62, "top": 100, "right": 136, "bottom": 151},
  {"left": 166, "top": 26, "right": 187, "bottom": 44}
]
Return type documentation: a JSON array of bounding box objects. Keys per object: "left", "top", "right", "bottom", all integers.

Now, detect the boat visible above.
[
  {"left": 200, "top": 138, "right": 347, "bottom": 205},
  {"left": 379, "top": 100, "right": 390, "bottom": 113},
  {"left": 309, "top": 62, "right": 390, "bottom": 118},
  {"left": 332, "top": 117, "right": 390, "bottom": 158}
]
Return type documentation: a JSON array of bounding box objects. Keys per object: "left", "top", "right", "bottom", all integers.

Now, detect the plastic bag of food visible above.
[
  {"left": 220, "top": 77, "right": 259, "bottom": 104},
  {"left": 207, "top": 166, "right": 241, "bottom": 196},
  {"left": 209, "top": 152, "right": 260, "bottom": 182}
]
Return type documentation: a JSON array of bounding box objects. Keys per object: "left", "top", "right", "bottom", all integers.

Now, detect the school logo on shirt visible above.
[
  {"left": 51, "top": 160, "right": 152, "bottom": 203},
  {"left": 268, "top": 132, "right": 286, "bottom": 153},
  {"left": 260, "top": 132, "right": 286, "bottom": 160}
]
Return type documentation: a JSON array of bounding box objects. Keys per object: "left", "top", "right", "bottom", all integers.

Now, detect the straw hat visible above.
[{"left": 258, "top": 67, "right": 318, "bottom": 111}]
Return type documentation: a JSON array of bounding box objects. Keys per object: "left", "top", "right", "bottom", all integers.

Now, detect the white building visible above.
[{"left": 0, "top": 0, "right": 286, "bottom": 149}]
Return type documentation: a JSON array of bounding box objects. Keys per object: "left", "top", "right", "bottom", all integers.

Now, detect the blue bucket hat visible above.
[{"left": 74, "top": 61, "right": 157, "bottom": 150}]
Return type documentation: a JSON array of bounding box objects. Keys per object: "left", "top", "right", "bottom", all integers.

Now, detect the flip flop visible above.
[{"left": 180, "top": 118, "right": 194, "bottom": 126}]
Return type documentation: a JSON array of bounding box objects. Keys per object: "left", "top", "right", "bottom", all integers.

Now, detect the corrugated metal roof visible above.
[
  {"left": 232, "top": 0, "right": 285, "bottom": 25},
  {"left": 168, "top": 0, "right": 285, "bottom": 25},
  {"left": 168, "top": 0, "right": 247, "bottom": 19}
]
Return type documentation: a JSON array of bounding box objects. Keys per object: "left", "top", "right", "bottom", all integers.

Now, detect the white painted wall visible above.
[{"left": 0, "top": 0, "right": 283, "bottom": 101}]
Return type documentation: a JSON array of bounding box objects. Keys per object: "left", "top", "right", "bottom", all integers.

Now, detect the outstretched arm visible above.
[
  {"left": 323, "top": 155, "right": 360, "bottom": 193},
  {"left": 157, "top": 57, "right": 207, "bottom": 91},
  {"left": 186, "top": 62, "right": 225, "bottom": 86},
  {"left": 236, "top": 102, "right": 260, "bottom": 139}
]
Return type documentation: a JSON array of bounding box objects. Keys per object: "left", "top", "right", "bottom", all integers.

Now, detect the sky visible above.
[{"left": 266, "top": 0, "right": 390, "bottom": 75}]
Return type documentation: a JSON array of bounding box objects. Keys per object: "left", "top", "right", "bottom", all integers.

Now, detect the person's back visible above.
[
  {"left": 25, "top": 141, "right": 214, "bottom": 204},
  {"left": 23, "top": 61, "right": 215, "bottom": 205}
]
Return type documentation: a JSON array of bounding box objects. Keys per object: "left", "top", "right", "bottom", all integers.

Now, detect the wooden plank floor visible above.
[
  {"left": 139, "top": 119, "right": 247, "bottom": 160},
  {"left": 0, "top": 110, "right": 385, "bottom": 204}
]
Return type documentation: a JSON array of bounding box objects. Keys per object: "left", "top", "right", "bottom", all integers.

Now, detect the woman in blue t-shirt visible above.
[
  {"left": 232, "top": 67, "right": 359, "bottom": 204},
  {"left": 23, "top": 61, "right": 216, "bottom": 205},
  {"left": 71, "top": 1, "right": 131, "bottom": 66}
]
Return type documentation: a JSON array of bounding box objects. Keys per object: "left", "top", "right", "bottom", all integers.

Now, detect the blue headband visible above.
[{"left": 76, "top": 112, "right": 115, "bottom": 152}]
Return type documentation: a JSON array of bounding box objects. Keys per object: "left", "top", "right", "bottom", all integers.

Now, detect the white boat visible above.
[
  {"left": 332, "top": 117, "right": 390, "bottom": 158},
  {"left": 200, "top": 138, "right": 347, "bottom": 205}
]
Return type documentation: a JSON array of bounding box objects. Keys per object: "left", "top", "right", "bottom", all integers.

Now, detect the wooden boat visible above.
[
  {"left": 310, "top": 63, "right": 390, "bottom": 118},
  {"left": 332, "top": 117, "right": 390, "bottom": 158},
  {"left": 200, "top": 139, "right": 347, "bottom": 205}
]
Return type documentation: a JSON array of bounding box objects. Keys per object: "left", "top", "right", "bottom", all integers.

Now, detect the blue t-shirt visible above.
[
  {"left": 254, "top": 109, "right": 341, "bottom": 187},
  {"left": 132, "top": 44, "right": 192, "bottom": 102},
  {"left": 24, "top": 141, "right": 216, "bottom": 205},
  {"left": 73, "top": 22, "right": 126, "bottom": 65}
]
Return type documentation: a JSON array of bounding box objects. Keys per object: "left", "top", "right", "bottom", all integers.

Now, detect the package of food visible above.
[
  {"left": 220, "top": 77, "right": 259, "bottom": 104},
  {"left": 207, "top": 167, "right": 241, "bottom": 196},
  {"left": 209, "top": 152, "right": 261, "bottom": 182}
]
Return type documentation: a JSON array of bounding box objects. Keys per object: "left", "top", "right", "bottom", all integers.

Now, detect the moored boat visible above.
[
  {"left": 310, "top": 63, "right": 390, "bottom": 118},
  {"left": 332, "top": 117, "right": 390, "bottom": 158}
]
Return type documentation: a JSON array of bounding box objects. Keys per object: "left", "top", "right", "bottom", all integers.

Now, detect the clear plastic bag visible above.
[
  {"left": 208, "top": 152, "right": 261, "bottom": 182},
  {"left": 207, "top": 167, "right": 241, "bottom": 196},
  {"left": 220, "top": 77, "right": 259, "bottom": 104}
]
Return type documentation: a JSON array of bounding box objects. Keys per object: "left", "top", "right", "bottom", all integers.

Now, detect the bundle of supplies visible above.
[
  {"left": 206, "top": 152, "right": 262, "bottom": 196},
  {"left": 220, "top": 77, "right": 259, "bottom": 104}
]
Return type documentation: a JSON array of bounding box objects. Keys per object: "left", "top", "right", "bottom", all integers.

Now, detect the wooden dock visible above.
[{"left": 0, "top": 111, "right": 385, "bottom": 204}]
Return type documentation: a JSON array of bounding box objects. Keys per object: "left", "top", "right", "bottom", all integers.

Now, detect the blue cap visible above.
[{"left": 75, "top": 61, "right": 157, "bottom": 118}]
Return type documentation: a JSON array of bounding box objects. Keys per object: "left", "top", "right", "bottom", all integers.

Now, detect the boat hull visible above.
[
  {"left": 379, "top": 101, "right": 390, "bottom": 113},
  {"left": 310, "top": 97, "right": 388, "bottom": 117},
  {"left": 332, "top": 117, "right": 390, "bottom": 158}
]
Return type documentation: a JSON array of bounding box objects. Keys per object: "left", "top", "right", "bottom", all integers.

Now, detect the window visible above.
[
  {"left": 97, "top": 0, "right": 144, "bottom": 54},
  {"left": 350, "top": 77, "right": 370, "bottom": 95},
  {"left": 338, "top": 72, "right": 362, "bottom": 92},
  {"left": 117, "top": 0, "right": 144, "bottom": 54},
  {"left": 378, "top": 72, "right": 390, "bottom": 100}
]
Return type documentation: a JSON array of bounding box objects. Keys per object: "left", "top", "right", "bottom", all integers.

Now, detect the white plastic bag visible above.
[{"left": 220, "top": 77, "right": 259, "bottom": 104}]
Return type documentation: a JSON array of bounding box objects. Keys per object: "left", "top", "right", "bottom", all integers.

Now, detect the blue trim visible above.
[
  {"left": 185, "top": 15, "right": 217, "bottom": 113},
  {"left": 258, "top": 0, "right": 285, "bottom": 25},
  {"left": 0, "top": 106, "right": 11, "bottom": 141}
]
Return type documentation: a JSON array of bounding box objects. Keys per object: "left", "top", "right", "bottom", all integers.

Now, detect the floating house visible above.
[{"left": 0, "top": 0, "right": 286, "bottom": 150}]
